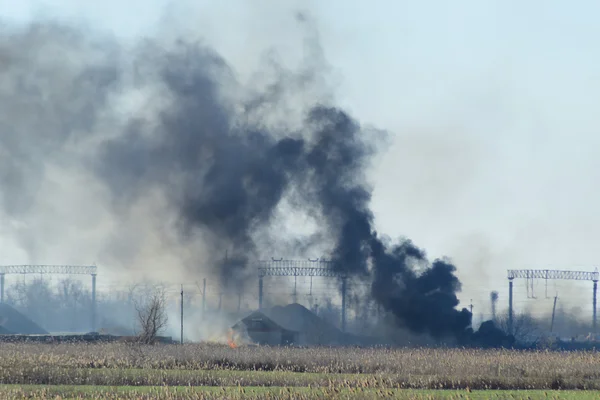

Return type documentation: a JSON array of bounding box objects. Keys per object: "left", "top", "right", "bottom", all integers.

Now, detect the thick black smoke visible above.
[
  {"left": 0, "top": 18, "right": 512, "bottom": 345},
  {"left": 290, "top": 106, "right": 508, "bottom": 344}
]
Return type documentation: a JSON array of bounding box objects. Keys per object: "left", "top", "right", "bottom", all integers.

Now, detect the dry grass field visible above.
[{"left": 0, "top": 343, "right": 598, "bottom": 398}]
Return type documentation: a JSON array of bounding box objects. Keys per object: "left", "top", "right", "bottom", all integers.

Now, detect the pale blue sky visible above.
[{"left": 2, "top": 1, "right": 600, "bottom": 316}]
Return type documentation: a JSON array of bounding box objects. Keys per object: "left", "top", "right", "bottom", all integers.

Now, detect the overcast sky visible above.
[{"left": 2, "top": 0, "right": 600, "bottom": 317}]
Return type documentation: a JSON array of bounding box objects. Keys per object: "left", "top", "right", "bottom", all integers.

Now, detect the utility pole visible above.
[
  {"left": 218, "top": 292, "right": 223, "bottom": 312},
  {"left": 202, "top": 278, "right": 206, "bottom": 320},
  {"left": 292, "top": 271, "right": 298, "bottom": 304},
  {"left": 91, "top": 273, "right": 97, "bottom": 332},
  {"left": 307, "top": 276, "right": 313, "bottom": 308},
  {"left": 341, "top": 277, "right": 347, "bottom": 333},
  {"left": 258, "top": 276, "right": 264, "bottom": 309},
  {"left": 1, "top": 273, "right": 5, "bottom": 303},
  {"left": 508, "top": 277, "right": 514, "bottom": 335},
  {"left": 180, "top": 285, "right": 184, "bottom": 344},
  {"left": 550, "top": 294, "right": 558, "bottom": 333},
  {"left": 594, "top": 279, "right": 598, "bottom": 334}
]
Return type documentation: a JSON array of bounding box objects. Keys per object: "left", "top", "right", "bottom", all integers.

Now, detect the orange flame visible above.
[{"left": 227, "top": 329, "right": 238, "bottom": 349}]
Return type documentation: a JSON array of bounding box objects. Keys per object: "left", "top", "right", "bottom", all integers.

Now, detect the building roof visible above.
[
  {"left": 234, "top": 303, "right": 343, "bottom": 344},
  {"left": 234, "top": 310, "right": 296, "bottom": 332},
  {"left": 0, "top": 303, "right": 48, "bottom": 335},
  {"left": 263, "top": 303, "right": 340, "bottom": 335}
]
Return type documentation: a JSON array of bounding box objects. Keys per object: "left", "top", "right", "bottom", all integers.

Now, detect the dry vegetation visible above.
[
  {"left": 0, "top": 342, "right": 598, "bottom": 392},
  {"left": 1, "top": 385, "right": 598, "bottom": 400}
]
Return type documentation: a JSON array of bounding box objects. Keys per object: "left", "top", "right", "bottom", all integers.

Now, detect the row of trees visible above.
[
  {"left": 4, "top": 278, "right": 168, "bottom": 342},
  {"left": 3, "top": 277, "right": 593, "bottom": 345}
]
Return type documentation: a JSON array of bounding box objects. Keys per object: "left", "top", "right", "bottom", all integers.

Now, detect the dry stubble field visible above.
[{"left": 0, "top": 342, "right": 599, "bottom": 399}]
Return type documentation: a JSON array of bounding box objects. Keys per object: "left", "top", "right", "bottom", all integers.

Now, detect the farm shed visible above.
[
  {"left": 231, "top": 310, "right": 301, "bottom": 346},
  {"left": 0, "top": 303, "right": 48, "bottom": 335},
  {"left": 232, "top": 303, "right": 344, "bottom": 346}
]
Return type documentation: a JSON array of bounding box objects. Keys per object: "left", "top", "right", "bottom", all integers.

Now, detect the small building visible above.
[
  {"left": 0, "top": 303, "right": 48, "bottom": 335},
  {"left": 231, "top": 303, "right": 344, "bottom": 346},
  {"left": 232, "top": 310, "right": 301, "bottom": 346}
]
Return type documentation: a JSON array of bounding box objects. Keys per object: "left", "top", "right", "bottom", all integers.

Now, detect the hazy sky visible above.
[{"left": 2, "top": 1, "right": 600, "bottom": 317}]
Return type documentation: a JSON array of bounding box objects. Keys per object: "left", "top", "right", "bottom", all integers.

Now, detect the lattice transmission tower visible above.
[
  {"left": 0, "top": 265, "right": 98, "bottom": 331},
  {"left": 507, "top": 269, "right": 599, "bottom": 335},
  {"left": 257, "top": 258, "right": 348, "bottom": 332}
]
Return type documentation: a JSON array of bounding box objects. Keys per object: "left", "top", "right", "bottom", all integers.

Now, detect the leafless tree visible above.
[
  {"left": 7, "top": 278, "right": 62, "bottom": 330},
  {"left": 133, "top": 285, "right": 168, "bottom": 344},
  {"left": 495, "top": 311, "right": 543, "bottom": 345}
]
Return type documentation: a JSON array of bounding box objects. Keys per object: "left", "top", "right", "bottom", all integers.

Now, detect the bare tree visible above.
[
  {"left": 133, "top": 286, "right": 168, "bottom": 344},
  {"left": 7, "top": 278, "right": 62, "bottom": 331},
  {"left": 58, "top": 279, "right": 86, "bottom": 331},
  {"left": 495, "top": 311, "right": 543, "bottom": 345}
]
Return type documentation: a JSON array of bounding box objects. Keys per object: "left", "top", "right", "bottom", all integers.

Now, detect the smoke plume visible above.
[
  {"left": 0, "top": 15, "right": 511, "bottom": 345},
  {"left": 490, "top": 290, "right": 499, "bottom": 321}
]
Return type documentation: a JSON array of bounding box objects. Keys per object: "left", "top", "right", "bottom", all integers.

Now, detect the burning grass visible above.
[{"left": 0, "top": 343, "right": 599, "bottom": 391}]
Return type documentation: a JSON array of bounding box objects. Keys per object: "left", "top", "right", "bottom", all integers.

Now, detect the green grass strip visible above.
[
  {"left": 0, "top": 366, "right": 599, "bottom": 391},
  {"left": 1, "top": 385, "right": 599, "bottom": 400}
]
